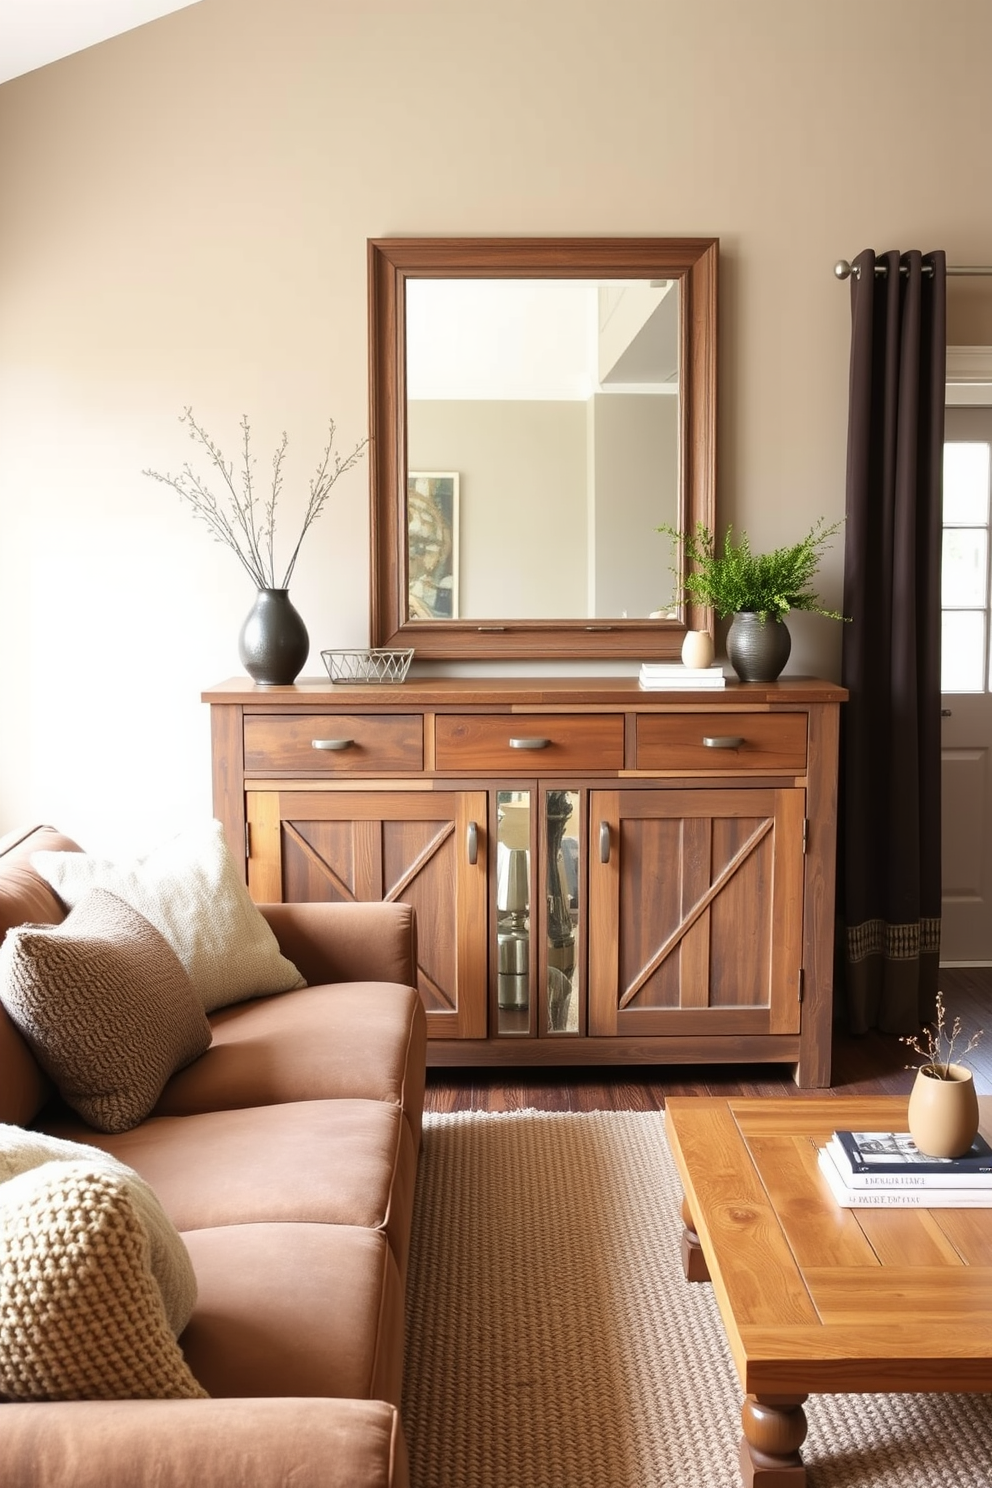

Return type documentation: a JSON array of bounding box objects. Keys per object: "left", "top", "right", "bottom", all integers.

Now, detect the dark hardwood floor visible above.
[{"left": 424, "top": 967, "right": 992, "bottom": 1114}]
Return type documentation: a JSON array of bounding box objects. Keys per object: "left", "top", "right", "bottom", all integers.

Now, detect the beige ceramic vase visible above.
[
  {"left": 681, "top": 629, "right": 715, "bottom": 669},
  {"left": 907, "top": 1063, "right": 980, "bottom": 1159}
]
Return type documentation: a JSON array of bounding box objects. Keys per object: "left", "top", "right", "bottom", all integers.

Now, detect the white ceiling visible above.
[{"left": 0, "top": 0, "right": 202, "bottom": 86}]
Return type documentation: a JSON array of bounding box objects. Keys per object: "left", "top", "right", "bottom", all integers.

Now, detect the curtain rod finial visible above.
[{"left": 834, "top": 259, "right": 857, "bottom": 281}]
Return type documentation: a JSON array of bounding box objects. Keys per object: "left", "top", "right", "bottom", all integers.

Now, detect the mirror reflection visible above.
[
  {"left": 405, "top": 277, "right": 680, "bottom": 623},
  {"left": 495, "top": 788, "right": 581, "bottom": 1037}
]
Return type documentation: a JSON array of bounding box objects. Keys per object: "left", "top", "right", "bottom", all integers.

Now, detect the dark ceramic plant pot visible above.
[
  {"left": 726, "top": 611, "right": 791, "bottom": 683},
  {"left": 238, "top": 588, "right": 309, "bottom": 686}
]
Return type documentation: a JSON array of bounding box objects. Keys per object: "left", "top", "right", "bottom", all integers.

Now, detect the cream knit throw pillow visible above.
[
  {"left": 0, "top": 1126, "right": 196, "bottom": 1336},
  {"left": 0, "top": 1161, "right": 207, "bottom": 1401},
  {"left": 33, "top": 820, "right": 305, "bottom": 1013}
]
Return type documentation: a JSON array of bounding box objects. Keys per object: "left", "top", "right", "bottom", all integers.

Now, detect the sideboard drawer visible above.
[
  {"left": 635, "top": 713, "right": 808, "bottom": 773},
  {"left": 244, "top": 715, "right": 424, "bottom": 773},
  {"left": 435, "top": 714, "right": 624, "bottom": 773}
]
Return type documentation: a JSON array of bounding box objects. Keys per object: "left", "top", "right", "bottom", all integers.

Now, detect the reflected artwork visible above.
[{"left": 407, "top": 472, "right": 459, "bottom": 620}]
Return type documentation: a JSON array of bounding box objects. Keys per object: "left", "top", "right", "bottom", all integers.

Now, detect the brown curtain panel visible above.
[{"left": 840, "top": 247, "right": 946, "bottom": 1036}]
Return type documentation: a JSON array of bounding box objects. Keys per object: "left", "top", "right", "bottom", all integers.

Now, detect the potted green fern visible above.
[{"left": 658, "top": 517, "right": 845, "bottom": 681}]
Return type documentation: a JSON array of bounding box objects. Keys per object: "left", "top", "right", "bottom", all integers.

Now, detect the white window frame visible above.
[
  {"left": 947, "top": 347, "right": 992, "bottom": 407},
  {"left": 943, "top": 351, "right": 992, "bottom": 694}
]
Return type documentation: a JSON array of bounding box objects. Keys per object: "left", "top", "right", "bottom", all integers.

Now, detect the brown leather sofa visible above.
[{"left": 0, "top": 825, "right": 427, "bottom": 1488}]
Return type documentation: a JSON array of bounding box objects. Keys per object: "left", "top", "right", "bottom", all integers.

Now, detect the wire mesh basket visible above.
[{"left": 321, "top": 648, "right": 414, "bottom": 685}]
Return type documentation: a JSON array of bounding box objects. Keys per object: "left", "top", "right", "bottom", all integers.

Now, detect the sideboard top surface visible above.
[{"left": 203, "top": 675, "right": 848, "bottom": 708}]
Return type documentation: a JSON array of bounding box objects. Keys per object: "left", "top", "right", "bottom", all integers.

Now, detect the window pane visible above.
[
  {"left": 942, "top": 528, "right": 989, "bottom": 607},
  {"left": 944, "top": 442, "right": 991, "bottom": 525},
  {"left": 942, "top": 609, "right": 985, "bottom": 692}
]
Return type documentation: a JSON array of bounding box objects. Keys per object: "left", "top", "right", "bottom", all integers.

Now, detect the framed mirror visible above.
[{"left": 368, "top": 236, "right": 717, "bottom": 661}]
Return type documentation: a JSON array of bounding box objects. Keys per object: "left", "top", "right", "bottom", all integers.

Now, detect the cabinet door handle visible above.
[
  {"left": 599, "top": 820, "right": 611, "bottom": 863},
  {"left": 509, "top": 737, "right": 551, "bottom": 750},
  {"left": 702, "top": 735, "right": 745, "bottom": 750},
  {"left": 467, "top": 820, "right": 479, "bottom": 865},
  {"left": 312, "top": 738, "right": 355, "bottom": 751}
]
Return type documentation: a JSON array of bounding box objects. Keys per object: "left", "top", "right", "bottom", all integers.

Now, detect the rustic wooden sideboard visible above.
[{"left": 204, "top": 675, "right": 846, "bottom": 1087}]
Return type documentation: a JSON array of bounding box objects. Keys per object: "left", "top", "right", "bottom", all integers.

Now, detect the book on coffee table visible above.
[
  {"left": 818, "top": 1143, "right": 992, "bottom": 1207},
  {"left": 828, "top": 1132, "right": 992, "bottom": 1188},
  {"left": 835, "top": 1127, "right": 992, "bottom": 1170}
]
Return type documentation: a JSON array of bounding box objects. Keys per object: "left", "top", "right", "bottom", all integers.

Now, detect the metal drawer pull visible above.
[
  {"left": 702, "top": 735, "right": 745, "bottom": 750},
  {"left": 467, "top": 821, "right": 479, "bottom": 865},
  {"left": 599, "top": 820, "right": 611, "bottom": 863},
  {"left": 509, "top": 737, "right": 551, "bottom": 750},
  {"left": 311, "top": 738, "right": 355, "bottom": 751}
]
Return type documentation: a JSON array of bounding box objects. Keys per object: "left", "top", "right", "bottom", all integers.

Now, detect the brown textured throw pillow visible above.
[
  {"left": 0, "top": 1160, "right": 207, "bottom": 1401},
  {"left": 0, "top": 889, "right": 211, "bottom": 1133}
]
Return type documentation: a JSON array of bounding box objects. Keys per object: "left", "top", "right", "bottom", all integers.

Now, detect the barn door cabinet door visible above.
[
  {"left": 246, "top": 789, "right": 488, "bottom": 1039},
  {"left": 587, "top": 787, "right": 806, "bottom": 1038}
]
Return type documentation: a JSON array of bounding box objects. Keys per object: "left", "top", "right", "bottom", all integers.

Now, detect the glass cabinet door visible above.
[
  {"left": 496, "top": 790, "right": 531, "bottom": 1035},
  {"left": 545, "top": 789, "right": 580, "bottom": 1036},
  {"left": 494, "top": 787, "right": 581, "bottom": 1037}
]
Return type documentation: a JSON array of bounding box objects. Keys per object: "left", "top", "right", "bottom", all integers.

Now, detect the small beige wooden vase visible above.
[{"left": 907, "top": 1063, "right": 980, "bottom": 1159}]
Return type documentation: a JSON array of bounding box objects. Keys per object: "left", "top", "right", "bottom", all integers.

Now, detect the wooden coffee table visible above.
[{"left": 665, "top": 1095, "right": 992, "bottom": 1486}]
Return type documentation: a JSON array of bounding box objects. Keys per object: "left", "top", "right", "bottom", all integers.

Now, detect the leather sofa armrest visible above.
[
  {"left": 0, "top": 1397, "right": 409, "bottom": 1488},
  {"left": 258, "top": 900, "right": 418, "bottom": 989}
]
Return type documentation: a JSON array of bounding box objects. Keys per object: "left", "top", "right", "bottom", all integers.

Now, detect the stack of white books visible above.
[
  {"left": 817, "top": 1128, "right": 992, "bottom": 1208},
  {"left": 638, "top": 662, "right": 726, "bottom": 691}
]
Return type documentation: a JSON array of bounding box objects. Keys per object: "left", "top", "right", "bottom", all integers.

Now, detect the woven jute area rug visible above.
[{"left": 402, "top": 1110, "right": 992, "bottom": 1488}]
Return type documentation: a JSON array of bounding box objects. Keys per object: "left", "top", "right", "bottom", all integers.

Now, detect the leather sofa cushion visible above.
[
  {"left": 0, "top": 827, "right": 83, "bottom": 1126},
  {"left": 44, "top": 1099, "right": 418, "bottom": 1278},
  {"left": 259, "top": 901, "right": 417, "bottom": 991},
  {"left": 179, "top": 1222, "right": 405, "bottom": 1406},
  {"left": 152, "top": 982, "right": 426, "bottom": 1148},
  {"left": 0, "top": 1397, "right": 409, "bottom": 1488},
  {"left": 0, "top": 827, "right": 81, "bottom": 942},
  {"left": 0, "top": 1004, "right": 53, "bottom": 1128}
]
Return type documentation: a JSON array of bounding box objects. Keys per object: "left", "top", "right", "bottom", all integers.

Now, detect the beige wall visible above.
[
  {"left": 2, "top": 0, "right": 992, "bottom": 849},
  {"left": 408, "top": 399, "right": 588, "bottom": 618},
  {"left": 591, "top": 392, "right": 679, "bottom": 617}
]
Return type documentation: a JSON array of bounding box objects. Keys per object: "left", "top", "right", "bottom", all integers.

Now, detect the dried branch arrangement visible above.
[
  {"left": 901, "top": 990, "right": 983, "bottom": 1079},
  {"left": 144, "top": 407, "right": 368, "bottom": 590}
]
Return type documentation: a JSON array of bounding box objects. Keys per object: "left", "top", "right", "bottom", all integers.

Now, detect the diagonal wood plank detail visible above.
[
  {"left": 417, "top": 961, "right": 451, "bottom": 1012},
  {"left": 382, "top": 820, "right": 455, "bottom": 903},
  {"left": 618, "top": 816, "right": 774, "bottom": 1010},
  {"left": 282, "top": 820, "right": 357, "bottom": 902}
]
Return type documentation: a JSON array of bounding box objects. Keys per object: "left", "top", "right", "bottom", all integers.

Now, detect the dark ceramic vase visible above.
[
  {"left": 238, "top": 588, "right": 309, "bottom": 685},
  {"left": 726, "top": 611, "right": 791, "bottom": 683}
]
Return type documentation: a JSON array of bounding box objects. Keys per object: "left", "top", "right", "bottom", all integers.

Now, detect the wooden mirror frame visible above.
[{"left": 368, "top": 236, "right": 718, "bottom": 661}]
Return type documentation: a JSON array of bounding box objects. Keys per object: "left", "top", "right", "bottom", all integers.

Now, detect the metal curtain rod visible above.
[{"left": 834, "top": 259, "right": 992, "bottom": 281}]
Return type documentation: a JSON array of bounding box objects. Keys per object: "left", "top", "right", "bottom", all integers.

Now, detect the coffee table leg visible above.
[
  {"left": 679, "top": 1196, "right": 710, "bottom": 1281},
  {"left": 739, "top": 1394, "right": 808, "bottom": 1486}
]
